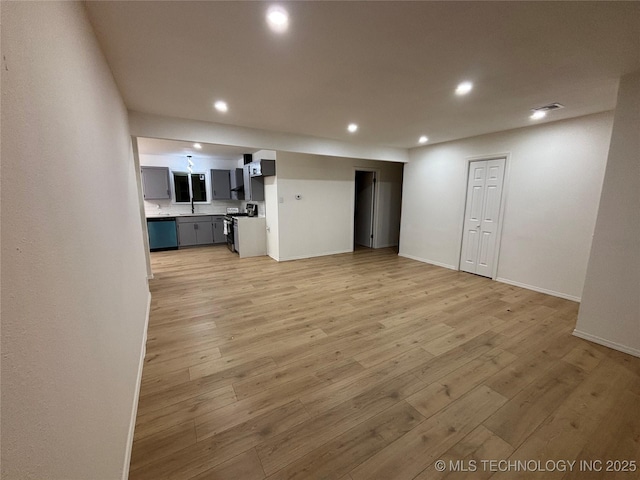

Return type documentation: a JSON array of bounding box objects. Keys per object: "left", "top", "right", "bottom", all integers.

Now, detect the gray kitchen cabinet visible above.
[
  {"left": 243, "top": 164, "right": 265, "bottom": 201},
  {"left": 212, "top": 217, "right": 225, "bottom": 244},
  {"left": 195, "top": 220, "right": 214, "bottom": 244},
  {"left": 230, "top": 168, "right": 244, "bottom": 200},
  {"left": 141, "top": 166, "right": 171, "bottom": 200},
  {"left": 211, "top": 169, "right": 231, "bottom": 200},
  {"left": 177, "top": 222, "right": 198, "bottom": 246},
  {"left": 177, "top": 216, "right": 214, "bottom": 246},
  {"left": 248, "top": 160, "right": 276, "bottom": 177}
]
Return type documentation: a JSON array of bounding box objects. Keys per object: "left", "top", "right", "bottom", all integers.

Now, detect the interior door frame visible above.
[
  {"left": 351, "top": 167, "right": 381, "bottom": 250},
  {"left": 456, "top": 153, "right": 511, "bottom": 280}
]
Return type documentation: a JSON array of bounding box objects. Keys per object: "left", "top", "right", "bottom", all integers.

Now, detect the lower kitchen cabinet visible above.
[
  {"left": 212, "top": 217, "right": 225, "bottom": 244},
  {"left": 177, "top": 216, "right": 214, "bottom": 247},
  {"left": 176, "top": 215, "right": 226, "bottom": 247}
]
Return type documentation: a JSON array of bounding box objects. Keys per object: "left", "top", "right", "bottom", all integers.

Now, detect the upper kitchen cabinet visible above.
[
  {"left": 243, "top": 164, "right": 264, "bottom": 201},
  {"left": 248, "top": 160, "right": 276, "bottom": 177},
  {"left": 230, "top": 168, "right": 244, "bottom": 200},
  {"left": 211, "top": 169, "right": 231, "bottom": 200},
  {"left": 141, "top": 166, "right": 171, "bottom": 200},
  {"left": 243, "top": 160, "right": 275, "bottom": 201}
]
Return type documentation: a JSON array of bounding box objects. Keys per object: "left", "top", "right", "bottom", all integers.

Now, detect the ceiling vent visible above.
[{"left": 532, "top": 102, "right": 565, "bottom": 112}]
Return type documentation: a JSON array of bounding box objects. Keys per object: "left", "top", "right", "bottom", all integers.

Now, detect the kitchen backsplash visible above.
[{"left": 144, "top": 199, "right": 265, "bottom": 217}]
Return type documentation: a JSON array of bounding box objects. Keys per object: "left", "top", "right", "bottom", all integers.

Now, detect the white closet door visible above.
[{"left": 460, "top": 159, "right": 505, "bottom": 277}]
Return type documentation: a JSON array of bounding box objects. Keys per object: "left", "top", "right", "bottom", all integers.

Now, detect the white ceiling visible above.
[
  {"left": 86, "top": 1, "right": 640, "bottom": 149},
  {"left": 136, "top": 137, "right": 256, "bottom": 159}
]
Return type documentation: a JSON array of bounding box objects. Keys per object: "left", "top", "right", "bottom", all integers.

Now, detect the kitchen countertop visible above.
[
  {"left": 146, "top": 213, "right": 266, "bottom": 219},
  {"left": 146, "top": 213, "right": 226, "bottom": 219}
]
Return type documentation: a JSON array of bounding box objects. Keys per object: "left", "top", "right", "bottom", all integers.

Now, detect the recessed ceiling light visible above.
[
  {"left": 530, "top": 110, "right": 547, "bottom": 120},
  {"left": 214, "top": 100, "right": 228, "bottom": 113},
  {"left": 193, "top": 143, "right": 202, "bottom": 149},
  {"left": 455, "top": 81, "right": 473, "bottom": 96},
  {"left": 266, "top": 5, "right": 289, "bottom": 33},
  {"left": 347, "top": 123, "right": 358, "bottom": 133},
  {"left": 418, "top": 136, "right": 429, "bottom": 144}
]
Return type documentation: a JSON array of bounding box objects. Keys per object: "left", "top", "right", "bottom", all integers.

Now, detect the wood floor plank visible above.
[
  {"left": 130, "top": 400, "right": 309, "bottom": 480},
  {"left": 266, "top": 401, "right": 425, "bottom": 480},
  {"left": 349, "top": 385, "right": 508, "bottom": 480},
  {"left": 353, "top": 322, "right": 451, "bottom": 368},
  {"left": 256, "top": 370, "right": 425, "bottom": 476},
  {"left": 188, "top": 448, "right": 266, "bottom": 480},
  {"left": 143, "top": 346, "right": 222, "bottom": 379},
  {"left": 412, "top": 425, "right": 514, "bottom": 480},
  {"left": 130, "top": 421, "right": 197, "bottom": 472},
  {"left": 137, "top": 356, "right": 276, "bottom": 416},
  {"left": 299, "top": 347, "right": 433, "bottom": 416},
  {"left": 410, "top": 330, "right": 505, "bottom": 385},
  {"left": 483, "top": 361, "right": 586, "bottom": 448},
  {"left": 564, "top": 390, "right": 640, "bottom": 480},
  {"left": 483, "top": 348, "right": 559, "bottom": 399},
  {"left": 406, "top": 348, "right": 516, "bottom": 420},
  {"left": 129, "top": 247, "right": 640, "bottom": 480},
  {"left": 486, "top": 359, "right": 639, "bottom": 480},
  {"left": 134, "top": 384, "right": 236, "bottom": 440},
  {"left": 562, "top": 343, "right": 606, "bottom": 373},
  {"left": 195, "top": 374, "right": 324, "bottom": 440}
]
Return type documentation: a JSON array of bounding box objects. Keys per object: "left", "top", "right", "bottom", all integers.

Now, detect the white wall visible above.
[
  {"left": 264, "top": 176, "right": 280, "bottom": 260},
  {"left": 575, "top": 71, "right": 640, "bottom": 357},
  {"left": 140, "top": 153, "right": 242, "bottom": 216},
  {"left": 1, "top": 2, "right": 150, "bottom": 479},
  {"left": 276, "top": 152, "right": 403, "bottom": 261},
  {"left": 260, "top": 150, "right": 280, "bottom": 260},
  {"left": 400, "top": 112, "right": 613, "bottom": 300}
]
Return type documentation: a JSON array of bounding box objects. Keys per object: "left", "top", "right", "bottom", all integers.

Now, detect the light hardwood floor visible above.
[{"left": 130, "top": 246, "right": 640, "bottom": 480}]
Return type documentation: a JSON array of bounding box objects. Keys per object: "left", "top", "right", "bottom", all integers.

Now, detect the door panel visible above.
[
  {"left": 469, "top": 185, "right": 484, "bottom": 222},
  {"left": 195, "top": 221, "right": 214, "bottom": 245},
  {"left": 460, "top": 158, "right": 505, "bottom": 277},
  {"left": 141, "top": 167, "right": 171, "bottom": 199},
  {"left": 463, "top": 229, "right": 479, "bottom": 266},
  {"left": 213, "top": 219, "right": 226, "bottom": 243},
  {"left": 211, "top": 169, "right": 231, "bottom": 200},
  {"left": 177, "top": 223, "right": 197, "bottom": 247},
  {"left": 478, "top": 231, "right": 491, "bottom": 267},
  {"left": 460, "top": 162, "right": 486, "bottom": 274},
  {"left": 475, "top": 158, "right": 505, "bottom": 277},
  {"left": 483, "top": 186, "right": 499, "bottom": 223}
]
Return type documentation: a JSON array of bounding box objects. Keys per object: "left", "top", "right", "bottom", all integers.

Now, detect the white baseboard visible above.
[
  {"left": 397, "top": 252, "right": 457, "bottom": 271},
  {"left": 122, "top": 291, "right": 151, "bottom": 480},
  {"left": 268, "top": 253, "right": 280, "bottom": 262},
  {"left": 573, "top": 329, "right": 640, "bottom": 358},
  {"left": 496, "top": 277, "right": 581, "bottom": 302},
  {"left": 279, "top": 249, "right": 353, "bottom": 262}
]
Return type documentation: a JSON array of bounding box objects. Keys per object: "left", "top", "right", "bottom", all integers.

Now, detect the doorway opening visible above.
[
  {"left": 459, "top": 158, "right": 506, "bottom": 278},
  {"left": 354, "top": 170, "right": 376, "bottom": 249}
]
